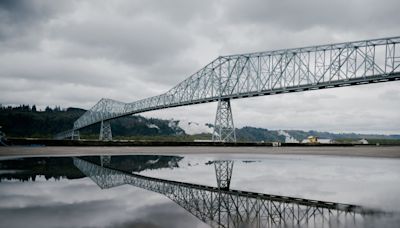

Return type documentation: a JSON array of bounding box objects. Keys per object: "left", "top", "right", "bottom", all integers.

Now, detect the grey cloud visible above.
[
  {"left": 117, "top": 0, "right": 217, "bottom": 25},
  {"left": 223, "top": 0, "right": 400, "bottom": 32},
  {"left": 0, "top": 199, "right": 119, "bottom": 228},
  {"left": 45, "top": 6, "right": 201, "bottom": 87},
  {"left": 107, "top": 202, "right": 207, "bottom": 228},
  {"left": 0, "top": 0, "right": 73, "bottom": 50},
  {"left": 0, "top": 195, "right": 205, "bottom": 228},
  {"left": 0, "top": 0, "right": 69, "bottom": 24},
  {"left": 378, "top": 88, "right": 400, "bottom": 100},
  {"left": 0, "top": 193, "right": 52, "bottom": 208},
  {"left": 144, "top": 53, "right": 203, "bottom": 86},
  {"left": 51, "top": 19, "right": 192, "bottom": 66},
  {"left": 0, "top": 178, "right": 207, "bottom": 228},
  {"left": 0, "top": 52, "right": 138, "bottom": 88}
]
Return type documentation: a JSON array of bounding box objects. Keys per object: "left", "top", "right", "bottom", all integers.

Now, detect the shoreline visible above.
[{"left": 1, "top": 146, "right": 400, "bottom": 158}]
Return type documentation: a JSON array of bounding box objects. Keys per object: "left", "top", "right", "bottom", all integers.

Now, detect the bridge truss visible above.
[
  {"left": 56, "top": 36, "right": 400, "bottom": 141},
  {"left": 74, "top": 157, "right": 381, "bottom": 228}
]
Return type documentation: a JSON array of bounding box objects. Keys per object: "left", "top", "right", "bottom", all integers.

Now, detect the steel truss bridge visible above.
[
  {"left": 74, "top": 157, "right": 382, "bottom": 228},
  {"left": 56, "top": 36, "right": 400, "bottom": 141}
]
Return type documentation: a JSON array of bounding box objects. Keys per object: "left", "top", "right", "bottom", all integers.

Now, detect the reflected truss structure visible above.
[
  {"left": 74, "top": 158, "right": 382, "bottom": 228},
  {"left": 214, "top": 160, "right": 234, "bottom": 190},
  {"left": 100, "top": 155, "right": 111, "bottom": 167},
  {"left": 56, "top": 36, "right": 400, "bottom": 140}
]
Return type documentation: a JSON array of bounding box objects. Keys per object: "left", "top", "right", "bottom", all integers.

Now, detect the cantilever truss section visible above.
[
  {"left": 74, "top": 158, "right": 383, "bottom": 228},
  {"left": 56, "top": 36, "right": 400, "bottom": 138}
]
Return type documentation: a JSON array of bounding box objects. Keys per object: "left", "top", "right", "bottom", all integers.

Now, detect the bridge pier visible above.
[
  {"left": 99, "top": 120, "right": 112, "bottom": 141},
  {"left": 214, "top": 160, "right": 234, "bottom": 190},
  {"left": 212, "top": 99, "right": 236, "bottom": 142},
  {"left": 71, "top": 130, "right": 80, "bottom": 140}
]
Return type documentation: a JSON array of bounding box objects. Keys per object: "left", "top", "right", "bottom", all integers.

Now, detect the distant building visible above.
[
  {"left": 318, "top": 139, "right": 335, "bottom": 144},
  {"left": 307, "top": 136, "right": 318, "bottom": 143},
  {"left": 357, "top": 139, "right": 369, "bottom": 144},
  {"left": 272, "top": 142, "right": 281, "bottom": 147},
  {"left": 303, "top": 136, "right": 334, "bottom": 144},
  {"left": 194, "top": 139, "right": 213, "bottom": 142}
]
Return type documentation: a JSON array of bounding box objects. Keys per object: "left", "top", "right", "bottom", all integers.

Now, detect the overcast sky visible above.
[{"left": 0, "top": 0, "right": 399, "bottom": 134}]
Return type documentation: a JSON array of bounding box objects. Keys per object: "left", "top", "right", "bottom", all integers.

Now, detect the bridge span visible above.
[
  {"left": 56, "top": 36, "right": 400, "bottom": 141},
  {"left": 74, "top": 157, "right": 382, "bottom": 228}
]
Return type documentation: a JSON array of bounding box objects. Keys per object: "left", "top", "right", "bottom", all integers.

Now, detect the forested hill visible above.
[
  {"left": 236, "top": 127, "right": 400, "bottom": 143},
  {"left": 0, "top": 105, "right": 184, "bottom": 138},
  {"left": 0, "top": 105, "right": 85, "bottom": 138},
  {"left": 1, "top": 105, "right": 399, "bottom": 142}
]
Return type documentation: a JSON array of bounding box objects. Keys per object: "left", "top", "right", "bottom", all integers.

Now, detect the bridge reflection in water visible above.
[{"left": 73, "top": 157, "right": 382, "bottom": 228}]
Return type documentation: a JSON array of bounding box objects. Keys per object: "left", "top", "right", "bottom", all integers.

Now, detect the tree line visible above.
[{"left": 0, "top": 104, "right": 66, "bottom": 112}]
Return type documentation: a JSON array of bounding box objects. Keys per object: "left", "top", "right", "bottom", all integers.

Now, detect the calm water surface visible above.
[{"left": 0, "top": 152, "right": 399, "bottom": 228}]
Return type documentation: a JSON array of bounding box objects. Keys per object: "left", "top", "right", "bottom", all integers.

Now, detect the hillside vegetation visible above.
[
  {"left": 1, "top": 105, "right": 399, "bottom": 144},
  {"left": 0, "top": 105, "right": 184, "bottom": 138}
]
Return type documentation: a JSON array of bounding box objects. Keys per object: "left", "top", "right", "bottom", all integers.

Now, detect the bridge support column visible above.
[
  {"left": 99, "top": 120, "right": 112, "bottom": 141},
  {"left": 214, "top": 160, "right": 234, "bottom": 190},
  {"left": 212, "top": 99, "right": 236, "bottom": 142},
  {"left": 71, "top": 130, "right": 80, "bottom": 140},
  {"left": 100, "top": 155, "right": 111, "bottom": 167}
]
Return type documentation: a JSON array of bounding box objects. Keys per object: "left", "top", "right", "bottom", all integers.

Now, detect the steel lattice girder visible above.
[
  {"left": 73, "top": 158, "right": 382, "bottom": 228},
  {"left": 67, "top": 36, "right": 400, "bottom": 134}
]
